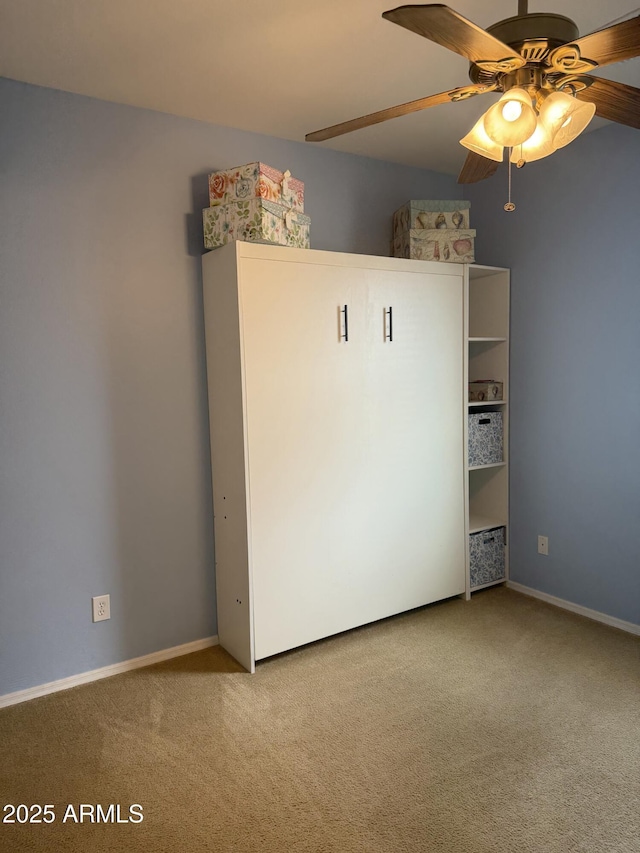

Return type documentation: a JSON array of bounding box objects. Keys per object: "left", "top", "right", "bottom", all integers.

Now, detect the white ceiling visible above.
[{"left": 1, "top": 1, "right": 638, "bottom": 175}]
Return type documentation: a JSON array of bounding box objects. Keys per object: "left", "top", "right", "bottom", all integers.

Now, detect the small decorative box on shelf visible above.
[
  {"left": 393, "top": 200, "right": 471, "bottom": 237},
  {"left": 469, "top": 380, "right": 504, "bottom": 402},
  {"left": 392, "top": 199, "right": 474, "bottom": 263},
  {"left": 392, "top": 229, "right": 476, "bottom": 263},
  {"left": 208, "top": 162, "right": 304, "bottom": 213},
  {"left": 469, "top": 527, "right": 506, "bottom": 588},
  {"left": 468, "top": 411, "right": 503, "bottom": 466},
  {"left": 203, "top": 199, "right": 310, "bottom": 250}
]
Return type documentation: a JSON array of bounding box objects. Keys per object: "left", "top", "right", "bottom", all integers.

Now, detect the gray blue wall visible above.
[
  {"left": 0, "top": 78, "right": 461, "bottom": 695},
  {"left": 3, "top": 76, "right": 636, "bottom": 698},
  {"left": 468, "top": 123, "right": 640, "bottom": 625}
]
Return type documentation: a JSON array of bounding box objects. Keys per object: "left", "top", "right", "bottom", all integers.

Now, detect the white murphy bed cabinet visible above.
[{"left": 202, "top": 242, "right": 509, "bottom": 671}]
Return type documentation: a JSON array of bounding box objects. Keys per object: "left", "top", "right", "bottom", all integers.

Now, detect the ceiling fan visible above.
[{"left": 306, "top": 2, "right": 640, "bottom": 185}]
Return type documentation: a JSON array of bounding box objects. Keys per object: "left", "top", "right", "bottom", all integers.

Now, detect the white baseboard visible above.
[
  {"left": 506, "top": 581, "right": 640, "bottom": 636},
  {"left": 0, "top": 635, "right": 219, "bottom": 709}
]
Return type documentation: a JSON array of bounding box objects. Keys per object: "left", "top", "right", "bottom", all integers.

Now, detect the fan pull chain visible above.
[{"left": 504, "top": 149, "right": 516, "bottom": 212}]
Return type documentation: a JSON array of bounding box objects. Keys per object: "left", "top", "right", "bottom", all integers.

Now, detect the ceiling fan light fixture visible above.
[
  {"left": 483, "top": 88, "right": 537, "bottom": 146},
  {"left": 543, "top": 93, "right": 596, "bottom": 150},
  {"left": 508, "top": 122, "right": 555, "bottom": 163},
  {"left": 460, "top": 115, "right": 504, "bottom": 162},
  {"left": 308, "top": 4, "right": 640, "bottom": 191}
]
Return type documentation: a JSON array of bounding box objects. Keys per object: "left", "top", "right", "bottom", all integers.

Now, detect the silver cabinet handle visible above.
[
  {"left": 385, "top": 307, "right": 393, "bottom": 342},
  {"left": 340, "top": 304, "right": 349, "bottom": 342}
]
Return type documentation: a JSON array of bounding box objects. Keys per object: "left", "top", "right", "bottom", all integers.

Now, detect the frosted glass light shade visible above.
[
  {"left": 539, "top": 91, "right": 596, "bottom": 150},
  {"left": 509, "top": 122, "right": 555, "bottom": 163},
  {"left": 483, "top": 88, "right": 537, "bottom": 147},
  {"left": 460, "top": 115, "right": 504, "bottom": 162}
]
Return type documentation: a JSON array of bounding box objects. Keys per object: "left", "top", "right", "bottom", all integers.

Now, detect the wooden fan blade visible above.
[
  {"left": 549, "top": 15, "right": 640, "bottom": 73},
  {"left": 305, "top": 84, "right": 495, "bottom": 142},
  {"left": 382, "top": 4, "right": 525, "bottom": 72},
  {"left": 577, "top": 77, "right": 640, "bottom": 129},
  {"left": 457, "top": 151, "right": 500, "bottom": 184}
]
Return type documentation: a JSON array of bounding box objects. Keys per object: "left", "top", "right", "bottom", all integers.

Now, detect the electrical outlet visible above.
[
  {"left": 537, "top": 535, "right": 549, "bottom": 556},
  {"left": 92, "top": 594, "right": 110, "bottom": 622}
]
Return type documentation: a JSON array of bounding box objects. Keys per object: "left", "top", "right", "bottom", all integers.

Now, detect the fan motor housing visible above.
[
  {"left": 469, "top": 13, "right": 580, "bottom": 86},
  {"left": 488, "top": 13, "right": 579, "bottom": 50}
]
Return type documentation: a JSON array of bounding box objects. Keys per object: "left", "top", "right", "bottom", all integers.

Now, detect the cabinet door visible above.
[
  {"left": 239, "top": 257, "right": 370, "bottom": 660},
  {"left": 360, "top": 270, "right": 466, "bottom": 611}
]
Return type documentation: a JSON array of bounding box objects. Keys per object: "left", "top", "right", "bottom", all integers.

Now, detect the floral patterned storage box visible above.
[
  {"left": 469, "top": 527, "right": 505, "bottom": 588},
  {"left": 208, "top": 162, "right": 304, "bottom": 213},
  {"left": 393, "top": 200, "right": 471, "bottom": 240},
  {"left": 392, "top": 229, "right": 476, "bottom": 263},
  {"left": 203, "top": 198, "right": 310, "bottom": 250},
  {"left": 468, "top": 411, "right": 503, "bottom": 467}
]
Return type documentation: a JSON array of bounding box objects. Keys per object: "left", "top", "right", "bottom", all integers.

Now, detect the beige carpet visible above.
[{"left": 1, "top": 587, "right": 639, "bottom": 853}]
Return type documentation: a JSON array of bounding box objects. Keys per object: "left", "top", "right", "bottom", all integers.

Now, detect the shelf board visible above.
[
  {"left": 469, "top": 515, "right": 507, "bottom": 534},
  {"left": 468, "top": 337, "right": 507, "bottom": 343},
  {"left": 468, "top": 462, "right": 506, "bottom": 471},
  {"left": 468, "top": 400, "right": 506, "bottom": 407}
]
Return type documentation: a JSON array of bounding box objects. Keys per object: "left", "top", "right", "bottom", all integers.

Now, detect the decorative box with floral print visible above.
[
  {"left": 393, "top": 200, "right": 471, "bottom": 239},
  {"left": 203, "top": 198, "right": 310, "bottom": 250},
  {"left": 208, "top": 162, "right": 304, "bottom": 213},
  {"left": 469, "top": 527, "right": 505, "bottom": 588},
  {"left": 392, "top": 229, "right": 476, "bottom": 263}
]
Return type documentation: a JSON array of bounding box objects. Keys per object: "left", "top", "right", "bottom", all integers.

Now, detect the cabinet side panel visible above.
[
  {"left": 464, "top": 267, "right": 470, "bottom": 599},
  {"left": 202, "top": 247, "right": 254, "bottom": 671}
]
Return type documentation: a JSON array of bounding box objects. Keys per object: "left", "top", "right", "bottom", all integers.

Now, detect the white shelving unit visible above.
[{"left": 465, "top": 264, "right": 510, "bottom": 597}]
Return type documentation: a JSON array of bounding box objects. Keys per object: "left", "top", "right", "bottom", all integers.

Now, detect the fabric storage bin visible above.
[
  {"left": 203, "top": 198, "right": 310, "bottom": 250},
  {"left": 469, "top": 527, "right": 505, "bottom": 587},
  {"left": 468, "top": 411, "right": 503, "bottom": 466},
  {"left": 392, "top": 229, "right": 475, "bottom": 263},
  {"left": 393, "top": 200, "right": 471, "bottom": 239},
  {"left": 208, "top": 162, "right": 304, "bottom": 212}
]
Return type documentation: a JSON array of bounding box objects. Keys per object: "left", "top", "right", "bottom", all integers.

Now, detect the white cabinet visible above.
[
  {"left": 465, "top": 265, "right": 510, "bottom": 595},
  {"left": 202, "top": 242, "right": 467, "bottom": 671}
]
